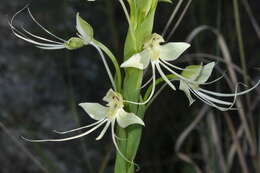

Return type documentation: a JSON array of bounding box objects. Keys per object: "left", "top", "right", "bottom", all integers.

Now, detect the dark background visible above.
[{"left": 0, "top": 0, "right": 259, "bottom": 173}]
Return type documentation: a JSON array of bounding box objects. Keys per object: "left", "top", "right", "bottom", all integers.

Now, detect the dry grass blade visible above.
[
  {"left": 242, "top": 0, "right": 260, "bottom": 40},
  {"left": 166, "top": 0, "right": 192, "bottom": 41},
  {"left": 186, "top": 25, "right": 257, "bottom": 157},
  {"left": 162, "top": 0, "right": 184, "bottom": 37},
  {"left": 175, "top": 105, "right": 209, "bottom": 173},
  {"left": 232, "top": 0, "right": 248, "bottom": 85},
  {"left": 224, "top": 113, "right": 249, "bottom": 173},
  {"left": 207, "top": 113, "right": 227, "bottom": 173},
  {"left": 227, "top": 125, "right": 244, "bottom": 170},
  {"left": 177, "top": 153, "right": 202, "bottom": 173},
  {"left": 0, "top": 121, "right": 50, "bottom": 173}
]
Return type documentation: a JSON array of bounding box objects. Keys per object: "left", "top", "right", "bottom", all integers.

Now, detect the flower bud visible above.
[{"left": 64, "top": 37, "right": 85, "bottom": 50}]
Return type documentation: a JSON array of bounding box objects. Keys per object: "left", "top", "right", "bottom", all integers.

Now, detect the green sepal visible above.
[
  {"left": 64, "top": 37, "right": 85, "bottom": 50},
  {"left": 76, "top": 13, "right": 94, "bottom": 43},
  {"left": 181, "top": 65, "right": 203, "bottom": 80},
  {"left": 181, "top": 62, "right": 216, "bottom": 84}
]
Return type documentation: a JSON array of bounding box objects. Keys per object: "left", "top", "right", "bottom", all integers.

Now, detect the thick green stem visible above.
[{"left": 114, "top": 1, "right": 158, "bottom": 173}]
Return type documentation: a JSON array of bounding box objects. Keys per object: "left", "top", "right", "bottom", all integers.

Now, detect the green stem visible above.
[
  {"left": 93, "top": 39, "right": 122, "bottom": 92},
  {"left": 114, "top": 1, "right": 159, "bottom": 173}
]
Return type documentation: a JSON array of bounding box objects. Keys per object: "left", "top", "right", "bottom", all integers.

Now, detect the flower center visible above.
[
  {"left": 104, "top": 90, "right": 124, "bottom": 120},
  {"left": 144, "top": 33, "right": 165, "bottom": 61}
]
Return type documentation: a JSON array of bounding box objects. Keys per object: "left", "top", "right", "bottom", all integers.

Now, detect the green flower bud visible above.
[
  {"left": 64, "top": 37, "right": 85, "bottom": 50},
  {"left": 76, "top": 13, "right": 94, "bottom": 44}
]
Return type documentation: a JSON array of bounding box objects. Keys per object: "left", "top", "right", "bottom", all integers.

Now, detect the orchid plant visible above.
[{"left": 10, "top": 1, "right": 259, "bottom": 173}]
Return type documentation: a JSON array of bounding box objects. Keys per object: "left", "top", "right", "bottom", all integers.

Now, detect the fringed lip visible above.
[{"left": 9, "top": 6, "right": 66, "bottom": 50}]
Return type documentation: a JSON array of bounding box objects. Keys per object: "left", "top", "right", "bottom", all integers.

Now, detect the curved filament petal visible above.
[
  {"left": 22, "top": 120, "right": 107, "bottom": 142},
  {"left": 53, "top": 119, "right": 106, "bottom": 134}
]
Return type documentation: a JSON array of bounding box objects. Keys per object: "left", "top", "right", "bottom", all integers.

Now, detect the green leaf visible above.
[{"left": 76, "top": 13, "right": 94, "bottom": 43}]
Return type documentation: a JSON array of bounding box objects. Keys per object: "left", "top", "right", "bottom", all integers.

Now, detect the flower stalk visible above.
[
  {"left": 10, "top": 1, "right": 259, "bottom": 173},
  {"left": 114, "top": 1, "right": 159, "bottom": 172}
]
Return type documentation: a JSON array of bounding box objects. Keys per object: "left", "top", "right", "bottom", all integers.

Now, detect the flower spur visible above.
[{"left": 22, "top": 89, "right": 144, "bottom": 164}]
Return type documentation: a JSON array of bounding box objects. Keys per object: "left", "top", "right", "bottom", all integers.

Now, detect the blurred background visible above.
[{"left": 0, "top": 0, "right": 259, "bottom": 173}]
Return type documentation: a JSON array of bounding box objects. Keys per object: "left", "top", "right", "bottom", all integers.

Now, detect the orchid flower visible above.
[
  {"left": 10, "top": 6, "right": 117, "bottom": 90},
  {"left": 23, "top": 89, "right": 144, "bottom": 164},
  {"left": 9, "top": 6, "right": 94, "bottom": 50},
  {"left": 121, "top": 33, "right": 191, "bottom": 104},
  {"left": 179, "top": 62, "right": 260, "bottom": 111},
  {"left": 120, "top": 33, "right": 260, "bottom": 109}
]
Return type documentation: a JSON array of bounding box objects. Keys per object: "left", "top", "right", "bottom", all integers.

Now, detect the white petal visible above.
[
  {"left": 191, "top": 89, "right": 237, "bottom": 111},
  {"left": 160, "top": 42, "right": 190, "bottom": 61},
  {"left": 53, "top": 119, "right": 106, "bottom": 134},
  {"left": 161, "top": 59, "right": 194, "bottom": 71},
  {"left": 102, "top": 89, "right": 117, "bottom": 103},
  {"left": 96, "top": 121, "right": 110, "bottom": 140},
  {"left": 116, "top": 109, "right": 144, "bottom": 128},
  {"left": 27, "top": 8, "right": 66, "bottom": 42},
  {"left": 179, "top": 80, "right": 196, "bottom": 105},
  {"left": 12, "top": 30, "right": 63, "bottom": 47},
  {"left": 22, "top": 120, "right": 106, "bottom": 142},
  {"left": 22, "top": 27, "right": 64, "bottom": 44},
  {"left": 120, "top": 49, "right": 151, "bottom": 70},
  {"left": 194, "top": 90, "right": 233, "bottom": 105},
  {"left": 79, "top": 103, "right": 107, "bottom": 120},
  {"left": 36, "top": 46, "right": 65, "bottom": 50},
  {"left": 199, "top": 80, "right": 260, "bottom": 97},
  {"left": 197, "top": 62, "right": 215, "bottom": 83},
  {"left": 156, "top": 63, "right": 176, "bottom": 90}
]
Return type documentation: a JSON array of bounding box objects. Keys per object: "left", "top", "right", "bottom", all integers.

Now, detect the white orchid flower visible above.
[
  {"left": 10, "top": 6, "right": 117, "bottom": 90},
  {"left": 179, "top": 62, "right": 260, "bottom": 111},
  {"left": 121, "top": 33, "right": 191, "bottom": 104},
  {"left": 23, "top": 89, "right": 144, "bottom": 164},
  {"left": 9, "top": 6, "right": 93, "bottom": 50}
]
